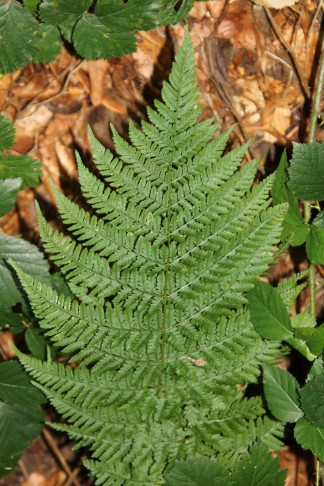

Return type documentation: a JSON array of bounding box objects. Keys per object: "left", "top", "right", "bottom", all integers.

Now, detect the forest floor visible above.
[{"left": 0, "top": 0, "right": 323, "bottom": 484}]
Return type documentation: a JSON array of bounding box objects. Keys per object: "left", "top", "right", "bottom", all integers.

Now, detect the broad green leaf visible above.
[
  {"left": 291, "top": 309, "right": 316, "bottom": 329},
  {"left": 73, "top": 14, "right": 136, "bottom": 59},
  {"left": 295, "top": 418, "right": 324, "bottom": 462},
  {"left": 263, "top": 366, "right": 303, "bottom": 423},
  {"left": 288, "top": 142, "right": 324, "bottom": 201},
  {"left": 96, "top": 0, "right": 164, "bottom": 31},
  {"left": 300, "top": 375, "right": 324, "bottom": 428},
  {"left": 165, "top": 458, "right": 230, "bottom": 486},
  {"left": 0, "top": 401, "right": 44, "bottom": 478},
  {"left": 271, "top": 151, "right": 309, "bottom": 246},
  {"left": 306, "top": 211, "right": 324, "bottom": 264},
  {"left": 0, "top": 361, "right": 45, "bottom": 406},
  {"left": 0, "top": 234, "right": 51, "bottom": 331},
  {"left": 0, "top": 0, "right": 60, "bottom": 73},
  {"left": 293, "top": 325, "right": 324, "bottom": 356},
  {"left": 231, "top": 442, "right": 286, "bottom": 486},
  {"left": 247, "top": 281, "right": 293, "bottom": 340},
  {"left": 0, "top": 234, "right": 50, "bottom": 279},
  {"left": 25, "top": 327, "right": 48, "bottom": 360},
  {"left": 40, "top": 0, "right": 92, "bottom": 25},
  {"left": 23, "top": 0, "right": 41, "bottom": 14},
  {"left": 0, "top": 115, "right": 15, "bottom": 151},
  {"left": 0, "top": 264, "right": 25, "bottom": 330},
  {"left": 0, "top": 154, "right": 42, "bottom": 188},
  {"left": 308, "top": 357, "right": 324, "bottom": 381},
  {"left": 0, "top": 178, "right": 21, "bottom": 217}
]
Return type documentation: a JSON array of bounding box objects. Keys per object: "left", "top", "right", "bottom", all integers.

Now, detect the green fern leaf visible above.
[{"left": 16, "top": 29, "right": 286, "bottom": 485}]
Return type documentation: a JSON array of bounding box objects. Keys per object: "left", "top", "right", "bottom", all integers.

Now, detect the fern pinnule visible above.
[{"left": 15, "top": 29, "right": 286, "bottom": 485}]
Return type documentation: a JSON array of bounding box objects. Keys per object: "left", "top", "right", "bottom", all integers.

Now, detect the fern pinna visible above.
[{"left": 15, "top": 30, "right": 286, "bottom": 485}]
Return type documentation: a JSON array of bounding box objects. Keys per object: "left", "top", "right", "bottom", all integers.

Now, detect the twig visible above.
[
  {"left": 264, "top": 7, "right": 311, "bottom": 99},
  {"left": 42, "top": 427, "right": 81, "bottom": 486}
]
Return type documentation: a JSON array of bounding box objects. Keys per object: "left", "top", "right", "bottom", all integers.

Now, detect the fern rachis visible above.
[{"left": 15, "top": 29, "right": 286, "bottom": 485}]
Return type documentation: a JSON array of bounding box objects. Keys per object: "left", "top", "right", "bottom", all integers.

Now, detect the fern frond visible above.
[{"left": 16, "top": 29, "right": 286, "bottom": 485}]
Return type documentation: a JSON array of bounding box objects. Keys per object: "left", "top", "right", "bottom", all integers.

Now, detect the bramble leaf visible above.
[
  {"left": 248, "top": 281, "right": 293, "bottom": 340},
  {"left": 288, "top": 142, "right": 324, "bottom": 201},
  {"left": 0, "top": 178, "right": 21, "bottom": 217},
  {"left": 295, "top": 418, "right": 324, "bottom": 462},
  {"left": 306, "top": 211, "right": 324, "bottom": 264},
  {"left": 263, "top": 366, "right": 303, "bottom": 423},
  {"left": 300, "top": 375, "right": 324, "bottom": 428}
]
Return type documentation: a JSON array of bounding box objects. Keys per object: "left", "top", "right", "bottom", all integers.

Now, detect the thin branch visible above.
[{"left": 264, "top": 7, "right": 311, "bottom": 99}]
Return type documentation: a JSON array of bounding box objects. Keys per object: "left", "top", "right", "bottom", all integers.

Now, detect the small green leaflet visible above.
[
  {"left": 0, "top": 361, "right": 45, "bottom": 478},
  {"left": 23, "top": 0, "right": 41, "bottom": 14},
  {"left": 247, "top": 281, "right": 293, "bottom": 340},
  {"left": 0, "top": 178, "right": 21, "bottom": 217},
  {"left": 271, "top": 150, "right": 309, "bottom": 246},
  {"left": 300, "top": 375, "right": 324, "bottom": 428},
  {"left": 165, "top": 458, "right": 230, "bottom": 486},
  {"left": 306, "top": 211, "right": 324, "bottom": 264},
  {"left": 263, "top": 366, "right": 303, "bottom": 423},
  {"left": 230, "top": 442, "right": 286, "bottom": 486},
  {"left": 0, "top": 361, "right": 45, "bottom": 406},
  {"left": 288, "top": 142, "right": 324, "bottom": 201},
  {"left": 295, "top": 418, "right": 324, "bottom": 462},
  {"left": 0, "top": 115, "right": 41, "bottom": 188},
  {"left": 0, "top": 0, "right": 61, "bottom": 73}
]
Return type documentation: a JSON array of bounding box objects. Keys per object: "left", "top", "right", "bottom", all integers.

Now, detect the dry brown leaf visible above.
[{"left": 252, "top": 0, "right": 297, "bottom": 7}]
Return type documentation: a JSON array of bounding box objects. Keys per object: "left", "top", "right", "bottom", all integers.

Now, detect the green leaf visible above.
[
  {"left": 286, "top": 335, "right": 317, "bottom": 361},
  {"left": 247, "top": 281, "right": 293, "bottom": 341},
  {"left": 288, "top": 142, "right": 324, "bottom": 201},
  {"left": 0, "top": 115, "right": 15, "bottom": 151},
  {"left": 72, "top": 14, "right": 136, "bottom": 59},
  {"left": 165, "top": 458, "right": 230, "bottom": 486},
  {"left": 0, "top": 401, "right": 44, "bottom": 478},
  {"left": 295, "top": 418, "right": 324, "bottom": 462},
  {"left": 25, "top": 327, "right": 48, "bottom": 360},
  {"left": 0, "top": 178, "right": 21, "bottom": 217},
  {"left": 291, "top": 309, "right": 316, "bottom": 329},
  {"left": 263, "top": 366, "right": 303, "bottom": 423},
  {"left": 23, "top": 0, "right": 41, "bottom": 14},
  {"left": 294, "top": 325, "right": 324, "bottom": 357},
  {"left": 0, "top": 154, "right": 42, "bottom": 188},
  {"left": 271, "top": 151, "right": 309, "bottom": 246},
  {"left": 308, "top": 357, "right": 324, "bottom": 381},
  {"left": 306, "top": 211, "right": 324, "bottom": 264},
  {"left": 0, "top": 0, "right": 61, "bottom": 73},
  {"left": 0, "top": 234, "right": 51, "bottom": 331},
  {"left": 300, "top": 375, "right": 324, "bottom": 428},
  {"left": 0, "top": 361, "right": 45, "bottom": 406},
  {"left": 40, "top": 0, "right": 92, "bottom": 26},
  {"left": 231, "top": 442, "right": 286, "bottom": 486},
  {"left": 0, "top": 263, "right": 25, "bottom": 331}
]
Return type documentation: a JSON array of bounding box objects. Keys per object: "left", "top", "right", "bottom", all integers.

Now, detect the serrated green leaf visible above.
[
  {"left": 73, "top": 14, "right": 136, "bottom": 59},
  {"left": 0, "top": 361, "right": 45, "bottom": 405},
  {"left": 247, "top": 281, "right": 293, "bottom": 341},
  {"left": 306, "top": 211, "right": 324, "bottom": 264},
  {"left": 25, "top": 327, "right": 47, "bottom": 360},
  {"left": 0, "top": 400, "right": 44, "bottom": 478},
  {"left": 288, "top": 142, "right": 324, "bottom": 201},
  {"left": 294, "top": 325, "right": 324, "bottom": 356},
  {"left": 0, "top": 0, "right": 60, "bottom": 73},
  {"left": 308, "top": 357, "right": 324, "bottom": 381},
  {"left": 231, "top": 442, "right": 286, "bottom": 486},
  {"left": 0, "top": 115, "right": 15, "bottom": 151},
  {"left": 23, "top": 0, "right": 41, "bottom": 15},
  {"left": 295, "top": 418, "right": 324, "bottom": 462},
  {"left": 40, "top": 0, "right": 92, "bottom": 25},
  {"left": 0, "top": 178, "right": 21, "bottom": 217},
  {"left": 263, "top": 366, "right": 303, "bottom": 423},
  {"left": 0, "top": 234, "right": 51, "bottom": 331},
  {"left": 271, "top": 151, "right": 309, "bottom": 246},
  {"left": 0, "top": 154, "right": 42, "bottom": 188},
  {"left": 300, "top": 375, "right": 324, "bottom": 428},
  {"left": 165, "top": 458, "right": 230, "bottom": 486},
  {"left": 291, "top": 309, "right": 316, "bottom": 329}
]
